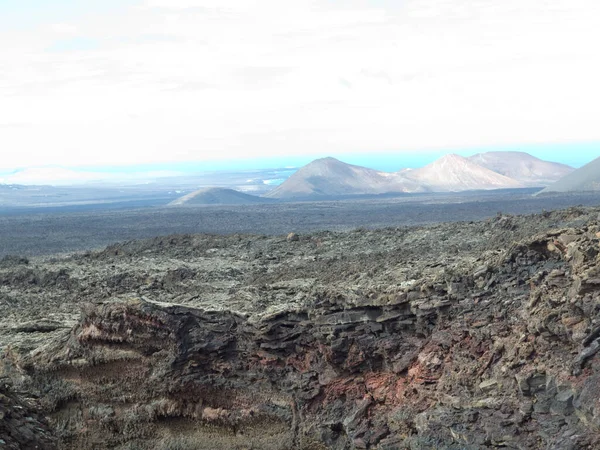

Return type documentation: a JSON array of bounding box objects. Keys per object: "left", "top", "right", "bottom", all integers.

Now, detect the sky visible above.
[{"left": 1, "top": 0, "right": 600, "bottom": 173}]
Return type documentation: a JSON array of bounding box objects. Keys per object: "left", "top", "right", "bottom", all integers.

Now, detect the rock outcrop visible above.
[{"left": 1, "top": 207, "right": 600, "bottom": 448}]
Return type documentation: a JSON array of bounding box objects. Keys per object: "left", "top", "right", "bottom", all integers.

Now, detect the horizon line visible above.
[{"left": 1, "top": 143, "right": 599, "bottom": 176}]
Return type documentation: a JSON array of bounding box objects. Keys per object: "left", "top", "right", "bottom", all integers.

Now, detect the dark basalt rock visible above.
[{"left": 0, "top": 379, "right": 56, "bottom": 449}]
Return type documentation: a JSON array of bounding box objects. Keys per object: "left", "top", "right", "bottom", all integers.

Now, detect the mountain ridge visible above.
[
  {"left": 265, "top": 153, "right": 546, "bottom": 199},
  {"left": 469, "top": 151, "right": 574, "bottom": 186}
]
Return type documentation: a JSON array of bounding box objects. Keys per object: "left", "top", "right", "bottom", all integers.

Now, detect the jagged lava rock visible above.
[{"left": 1, "top": 207, "right": 600, "bottom": 448}]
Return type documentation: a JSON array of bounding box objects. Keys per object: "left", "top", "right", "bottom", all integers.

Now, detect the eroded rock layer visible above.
[{"left": 1, "top": 207, "right": 600, "bottom": 449}]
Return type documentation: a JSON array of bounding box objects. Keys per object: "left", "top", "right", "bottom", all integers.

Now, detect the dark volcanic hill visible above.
[
  {"left": 2, "top": 206, "right": 600, "bottom": 449},
  {"left": 539, "top": 156, "right": 600, "bottom": 193},
  {"left": 170, "top": 187, "right": 272, "bottom": 206},
  {"left": 469, "top": 151, "right": 574, "bottom": 186},
  {"left": 264, "top": 157, "right": 424, "bottom": 199},
  {"left": 404, "top": 153, "right": 523, "bottom": 191}
]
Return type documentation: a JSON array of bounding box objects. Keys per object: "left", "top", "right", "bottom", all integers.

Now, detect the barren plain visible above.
[{"left": 1, "top": 190, "right": 600, "bottom": 257}]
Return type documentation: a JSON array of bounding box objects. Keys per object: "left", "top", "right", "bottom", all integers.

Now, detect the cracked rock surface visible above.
[
  {"left": 1, "top": 206, "right": 600, "bottom": 448},
  {"left": 0, "top": 378, "right": 56, "bottom": 449}
]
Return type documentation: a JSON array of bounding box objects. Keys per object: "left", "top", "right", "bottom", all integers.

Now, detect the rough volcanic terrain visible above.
[{"left": 2, "top": 206, "right": 600, "bottom": 448}]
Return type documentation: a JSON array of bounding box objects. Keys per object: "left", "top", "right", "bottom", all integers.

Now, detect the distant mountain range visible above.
[
  {"left": 157, "top": 151, "right": 596, "bottom": 205},
  {"left": 539, "top": 156, "right": 600, "bottom": 194},
  {"left": 263, "top": 152, "right": 572, "bottom": 199}
]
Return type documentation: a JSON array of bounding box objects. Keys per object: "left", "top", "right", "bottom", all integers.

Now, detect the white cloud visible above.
[
  {"left": 49, "top": 23, "right": 78, "bottom": 34},
  {"left": 0, "top": 0, "right": 599, "bottom": 170}
]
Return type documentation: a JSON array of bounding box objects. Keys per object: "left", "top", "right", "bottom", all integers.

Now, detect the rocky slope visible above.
[
  {"left": 469, "top": 151, "right": 574, "bottom": 186},
  {"left": 1, "top": 207, "right": 600, "bottom": 448}
]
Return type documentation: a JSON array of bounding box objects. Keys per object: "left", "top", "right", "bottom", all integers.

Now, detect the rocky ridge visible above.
[{"left": 1, "top": 207, "right": 600, "bottom": 448}]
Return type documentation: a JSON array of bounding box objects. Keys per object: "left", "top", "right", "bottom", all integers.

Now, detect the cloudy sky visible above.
[{"left": 1, "top": 0, "right": 599, "bottom": 172}]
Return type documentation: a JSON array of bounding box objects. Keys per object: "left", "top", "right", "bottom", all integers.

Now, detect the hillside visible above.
[
  {"left": 539, "top": 156, "right": 600, "bottom": 193},
  {"left": 404, "top": 153, "right": 524, "bottom": 191},
  {"left": 263, "top": 157, "right": 424, "bottom": 199},
  {"left": 169, "top": 187, "right": 272, "bottom": 206},
  {"left": 469, "top": 151, "right": 574, "bottom": 186}
]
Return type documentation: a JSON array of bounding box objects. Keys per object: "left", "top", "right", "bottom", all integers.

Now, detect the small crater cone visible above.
[{"left": 287, "top": 232, "right": 299, "bottom": 242}]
